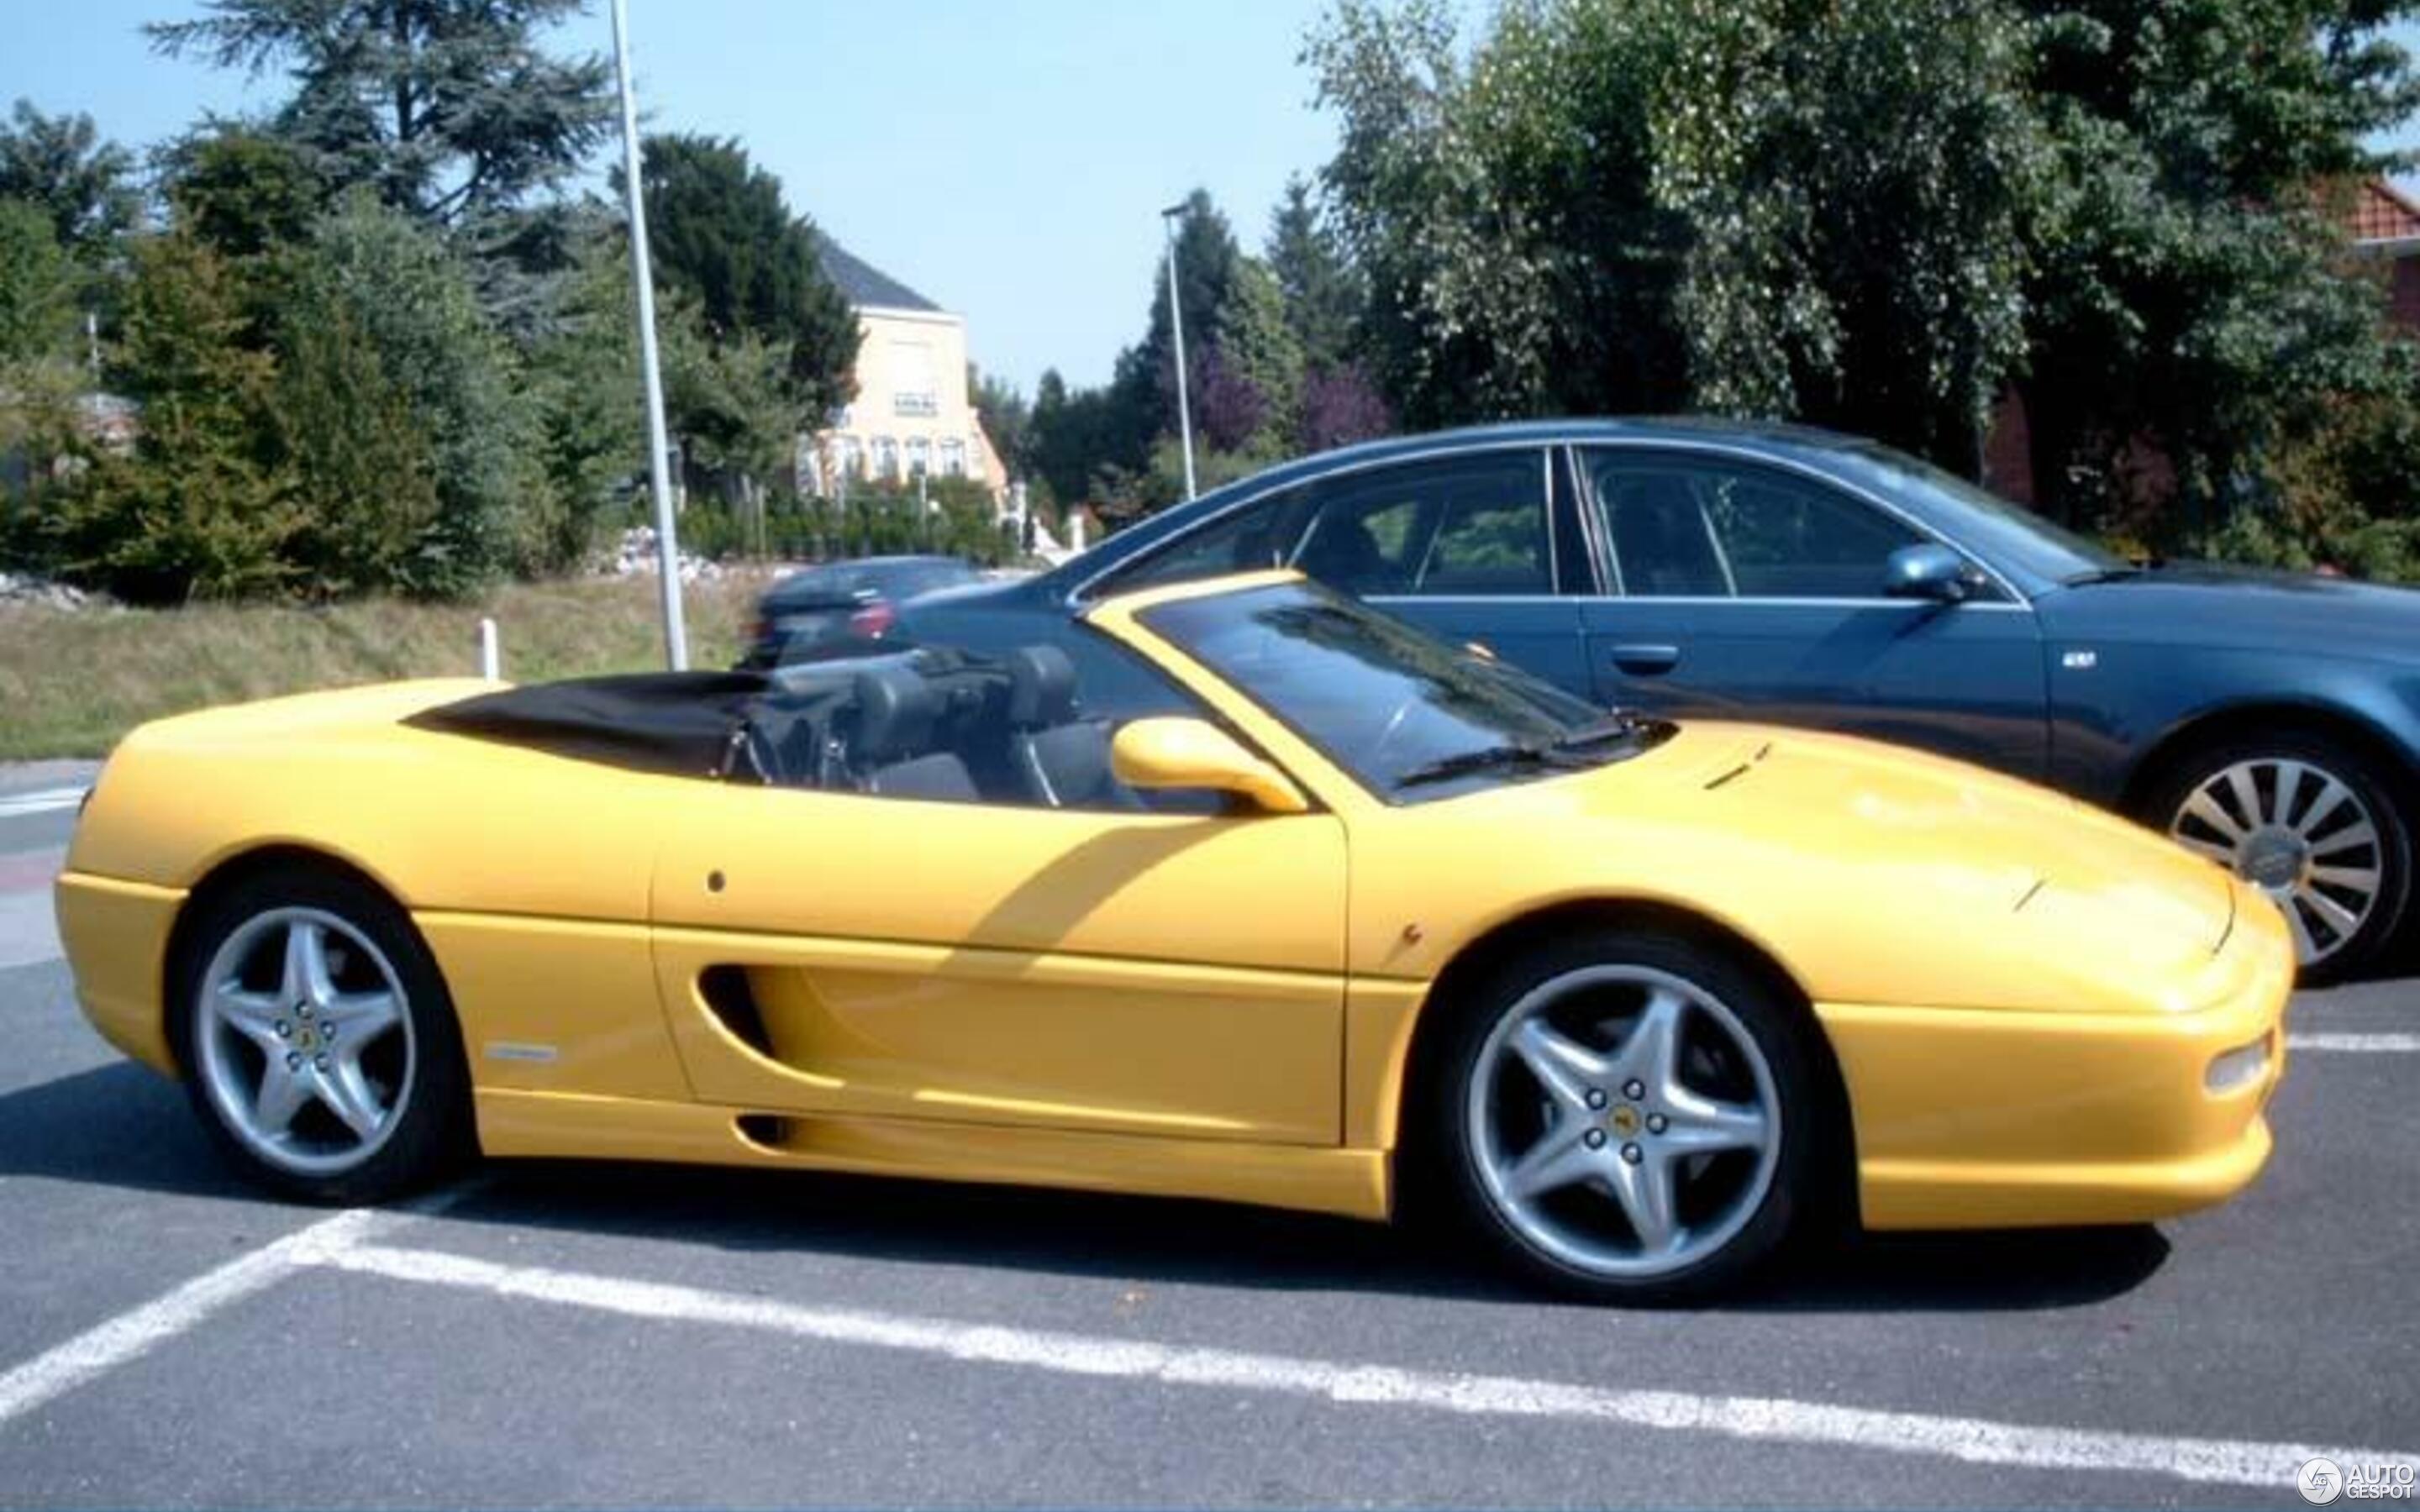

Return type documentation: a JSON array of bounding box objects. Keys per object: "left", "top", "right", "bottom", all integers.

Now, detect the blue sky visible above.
[{"left": 5, "top": 1, "right": 2417, "bottom": 395}]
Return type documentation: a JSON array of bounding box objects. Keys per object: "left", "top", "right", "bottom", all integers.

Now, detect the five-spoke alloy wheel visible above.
[
  {"left": 1428, "top": 930, "right": 1826, "bottom": 1302},
  {"left": 2148, "top": 733, "right": 2411, "bottom": 980},
  {"left": 175, "top": 868, "right": 471, "bottom": 1203}
]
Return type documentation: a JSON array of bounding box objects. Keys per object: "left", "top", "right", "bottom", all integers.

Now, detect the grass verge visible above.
[{"left": 0, "top": 572, "right": 769, "bottom": 760}]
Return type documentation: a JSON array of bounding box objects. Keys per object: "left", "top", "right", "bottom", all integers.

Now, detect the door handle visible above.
[{"left": 1608, "top": 643, "right": 1681, "bottom": 675}]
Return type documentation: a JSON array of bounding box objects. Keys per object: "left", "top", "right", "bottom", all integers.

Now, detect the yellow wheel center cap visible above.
[{"left": 1608, "top": 1104, "right": 1642, "bottom": 1137}]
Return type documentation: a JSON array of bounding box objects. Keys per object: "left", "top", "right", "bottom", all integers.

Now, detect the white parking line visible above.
[
  {"left": 313, "top": 1240, "right": 2407, "bottom": 1492},
  {"left": 0, "top": 1184, "right": 477, "bottom": 1431},
  {"left": 0, "top": 1209, "right": 381, "bottom": 1428},
  {"left": 0, "top": 789, "right": 86, "bottom": 820},
  {"left": 2288, "top": 1032, "right": 2420, "bottom": 1053}
]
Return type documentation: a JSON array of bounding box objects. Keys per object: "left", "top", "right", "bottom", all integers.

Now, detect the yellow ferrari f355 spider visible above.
[{"left": 56, "top": 571, "right": 2291, "bottom": 1300}]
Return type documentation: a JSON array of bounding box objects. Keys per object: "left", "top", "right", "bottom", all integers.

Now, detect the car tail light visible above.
[
  {"left": 747, "top": 618, "right": 772, "bottom": 644},
  {"left": 849, "top": 600, "right": 897, "bottom": 638}
]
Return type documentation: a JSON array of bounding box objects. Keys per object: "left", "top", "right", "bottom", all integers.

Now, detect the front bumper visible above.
[
  {"left": 54, "top": 870, "right": 186, "bottom": 1076},
  {"left": 1818, "top": 882, "right": 2292, "bottom": 1230}
]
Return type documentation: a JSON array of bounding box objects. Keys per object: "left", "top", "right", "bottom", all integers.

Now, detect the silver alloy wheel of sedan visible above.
[
  {"left": 2168, "top": 757, "right": 2384, "bottom": 966},
  {"left": 1465, "top": 963, "right": 1781, "bottom": 1280},
  {"left": 193, "top": 906, "right": 417, "bottom": 1177}
]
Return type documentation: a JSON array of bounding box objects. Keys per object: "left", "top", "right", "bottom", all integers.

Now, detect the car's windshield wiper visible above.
[
  {"left": 1547, "top": 709, "right": 1663, "bottom": 753},
  {"left": 1395, "top": 743, "right": 1588, "bottom": 789}
]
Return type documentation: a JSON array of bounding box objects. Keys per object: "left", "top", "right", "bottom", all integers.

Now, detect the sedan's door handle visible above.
[{"left": 1608, "top": 643, "right": 1681, "bottom": 675}]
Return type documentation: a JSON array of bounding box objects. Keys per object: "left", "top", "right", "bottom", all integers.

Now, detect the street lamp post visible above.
[
  {"left": 610, "top": 0, "right": 689, "bottom": 670},
  {"left": 1160, "top": 202, "right": 1197, "bottom": 501}
]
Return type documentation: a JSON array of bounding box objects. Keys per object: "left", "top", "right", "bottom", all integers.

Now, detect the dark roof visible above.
[
  {"left": 1032, "top": 416, "right": 1936, "bottom": 599},
  {"left": 814, "top": 233, "right": 941, "bottom": 312}
]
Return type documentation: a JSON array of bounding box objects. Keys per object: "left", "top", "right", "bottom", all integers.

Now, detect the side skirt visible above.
[{"left": 473, "top": 1088, "right": 1394, "bottom": 1221}]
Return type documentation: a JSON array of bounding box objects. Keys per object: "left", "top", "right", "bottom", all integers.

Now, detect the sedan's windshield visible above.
[{"left": 1137, "top": 580, "right": 1671, "bottom": 801}]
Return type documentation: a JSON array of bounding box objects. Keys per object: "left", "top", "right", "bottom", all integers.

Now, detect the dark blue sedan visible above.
[{"left": 899, "top": 418, "right": 2420, "bottom": 977}]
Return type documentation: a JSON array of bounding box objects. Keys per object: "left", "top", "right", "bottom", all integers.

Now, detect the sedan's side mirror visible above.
[
  {"left": 1110, "top": 717, "right": 1309, "bottom": 815},
  {"left": 1883, "top": 543, "right": 1973, "bottom": 603}
]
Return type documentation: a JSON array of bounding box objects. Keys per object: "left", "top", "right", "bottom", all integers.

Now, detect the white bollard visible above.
[{"left": 478, "top": 617, "right": 501, "bottom": 680}]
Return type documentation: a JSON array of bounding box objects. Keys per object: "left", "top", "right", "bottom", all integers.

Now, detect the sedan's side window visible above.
[
  {"left": 1588, "top": 452, "right": 1934, "bottom": 600},
  {"left": 1097, "top": 483, "right": 1321, "bottom": 595},
  {"left": 1289, "top": 452, "right": 1555, "bottom": 598}
]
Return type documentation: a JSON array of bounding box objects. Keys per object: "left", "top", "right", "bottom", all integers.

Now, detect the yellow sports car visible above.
[{"left": 55, "top": 571, "right": 2291, "bottom": 1300}]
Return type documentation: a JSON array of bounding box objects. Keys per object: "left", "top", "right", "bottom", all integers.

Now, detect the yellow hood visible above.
[{"left": 1376, "top": 722, "right": 2253, "bottom": 1016}]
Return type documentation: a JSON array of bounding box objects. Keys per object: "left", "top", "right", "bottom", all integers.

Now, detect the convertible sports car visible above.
[
  {"left": 924, "top": 418, "right": 2420, "bottom": 977},
  {"left": 56, "top": 572, "right": 2291, "bottom": 1300}
]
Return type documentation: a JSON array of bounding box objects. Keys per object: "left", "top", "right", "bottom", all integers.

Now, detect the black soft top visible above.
[{"left": 407, "top": 671, "right": 772, "bottom": 779}]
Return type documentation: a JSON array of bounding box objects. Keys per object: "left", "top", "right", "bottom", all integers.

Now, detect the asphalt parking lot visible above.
[{"left": 3, "top": 764, "right": 2415, "bottom": 1509}]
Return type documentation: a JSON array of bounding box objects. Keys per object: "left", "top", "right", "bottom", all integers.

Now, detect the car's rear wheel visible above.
[
  {"left": 172, "top": 868, "right": 472, "bottom": 1204},
  {"left": 2144, "top": 732, "right": 2410, "bottom": 981},
  {"left": 1425, "top": 930, "right": 1825, "bottom": 1303}
]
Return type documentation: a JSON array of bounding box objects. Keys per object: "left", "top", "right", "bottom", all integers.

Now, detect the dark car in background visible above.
[
  {"left": 894, "top": 418, "right": 2420, "bottom": 977},
  {"left": 742, "top": 554, "right": 981, "bottom": 669}
]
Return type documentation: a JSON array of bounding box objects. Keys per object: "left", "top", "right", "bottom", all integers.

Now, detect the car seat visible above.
[
  {"left": 1002, "top": 645, "right": 1128, "bottom": 810},
  {"left": 851, "top": 664, "right": 980, "bottom": 801},
  {"left": 1612, "top": 477, "right": 1730, "bottom": 596},
  {"left": 1295, "top": 513, "right": 1401, "bottom": 595}
]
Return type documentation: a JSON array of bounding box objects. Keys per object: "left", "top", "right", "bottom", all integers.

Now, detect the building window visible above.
[
  {"left": 872, "top": 436, "right": 900, "bottom": 480},
  {"left": 939, "top": 438, "right": 966, "bottom": 478},
  {"left": 839, "top": 436, "right": 865, "bottom": 480},
  {"left": 890, "top": 338, "right": 938, "bottom": 417},
  {"left": 905, "top": 437, "right": 933, "bottom": 478}
]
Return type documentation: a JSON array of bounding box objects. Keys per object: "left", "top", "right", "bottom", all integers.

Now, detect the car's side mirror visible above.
[
  {"left": 1883, "top": 543, "right": 1973, "bottom": 603},
  {"left": 1110, "top": 718, "right": 1309, "bottom": 815}
]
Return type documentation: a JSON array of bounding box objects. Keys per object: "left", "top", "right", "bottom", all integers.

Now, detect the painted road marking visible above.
[
  {"left": 314, "top": 1240, "right": 2409, "bottom": 1492},
  {"left": 0, "top": 1210, "right": 381, "bottom": 1428},
  {"left": 0, "top": 889, "right": 61, "bottom": 971},
  {"left": 2287, "top": 1032, "right": 2420, "bottom": 1053},
  {"left": 0, "top": 1184, "right": 476, "bottom": 1430},
  {"left": 0, "top": 789, "right": 85, "bottom": 820}
]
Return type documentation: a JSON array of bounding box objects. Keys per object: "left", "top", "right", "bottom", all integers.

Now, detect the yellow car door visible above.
[{"left": 647, "top": 782, "right": 1349, "bottom": 1147}]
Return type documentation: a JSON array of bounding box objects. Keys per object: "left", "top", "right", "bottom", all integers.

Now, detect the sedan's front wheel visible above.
[
  {"left": 173, "top": 868, "right": 473, "bottom": 1204},
  {"left": 2147, "top": 733, "right": 2410, "bottom": 980},
  {"left": 1427, "top": 930, "right": 1827, "bottom": 1303}
]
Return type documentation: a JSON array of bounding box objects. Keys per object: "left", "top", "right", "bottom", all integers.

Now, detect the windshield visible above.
[
  {"left": 1137, "top": 580, "right": 1667, "bottom": 802},
  {"left": 1822, "top": 444, "right": 2128, "bottom": 585}
]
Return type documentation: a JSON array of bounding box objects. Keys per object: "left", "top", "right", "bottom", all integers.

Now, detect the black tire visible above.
[
  {"left": 2137, "top": 730, "right": 2411, "bottom": 984},
  {"left": 169, "top": 865, "right": 475, "bottom": 1205},
  {"left": 1413, "top": 928, "right": 1832, "bottom": 1304}
]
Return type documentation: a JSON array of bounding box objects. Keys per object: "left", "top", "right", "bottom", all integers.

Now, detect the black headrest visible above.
[
  {"left": 1297, "top": 516, "right": 1384, "bottom": 584},
  {"left": 1004, "top": 644, "right": 1079, "bottom": 728},
  {"left": 851, "top": 665, "right": 937, "bottom": 763}
]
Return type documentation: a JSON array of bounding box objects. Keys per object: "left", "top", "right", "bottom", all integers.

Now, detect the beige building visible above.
[{"left": 802, "top": 237, "right": 1006, "bottom": 497}]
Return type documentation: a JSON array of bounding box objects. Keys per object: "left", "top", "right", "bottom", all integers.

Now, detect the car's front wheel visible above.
[
  {"left": 1426, "top": 930, "right": 1826, "bottom": 1303},
  {"left": 2144, "top": 732, "right": 2410, "bottom": 980},
  {"left": 172, "top": 867, "right": 473, "bottom": 1204}
]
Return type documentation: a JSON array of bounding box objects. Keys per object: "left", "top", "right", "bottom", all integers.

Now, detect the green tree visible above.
[
  {"left": 523, "top": 220, "right": 645, "bottom": 569},
  {"left": 276, "top": 192, "right": 546, "bottom": 593},
  {"left": 47, "top": 231, "right": 302, "bottom": 601},
  {"left": 1265, "top": 174, "right": 1362, "bottom": 371},
  {"left": 2013, "top": 0, "right": 2420, "bottom": 532},
  {"left": 0, "top": 199, "right": 76, "bottom": 366},
  {"left": 1309, "top": 0, "right": 2419, "bottom": 551},
  {"left": 970, "top": 362, "right": 1028, "bottom": 480},
  {"left": 1652, "top": 0, "right": 2044, "bottom": 470},
  {"left": 147, "top": 0, "right": 613, "bottom": 226},
  {"left": 0, "top": 101, "right": 139, "bottom": 260},
  {"left": 1137, "top": 189, "right": 1246, "bottom": 427},
  {"left": 635, "top": 134, "right": 861, "bottom": 424},
  {"left": 159, "top": 125, "right": 329, "bottom": 263}
]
